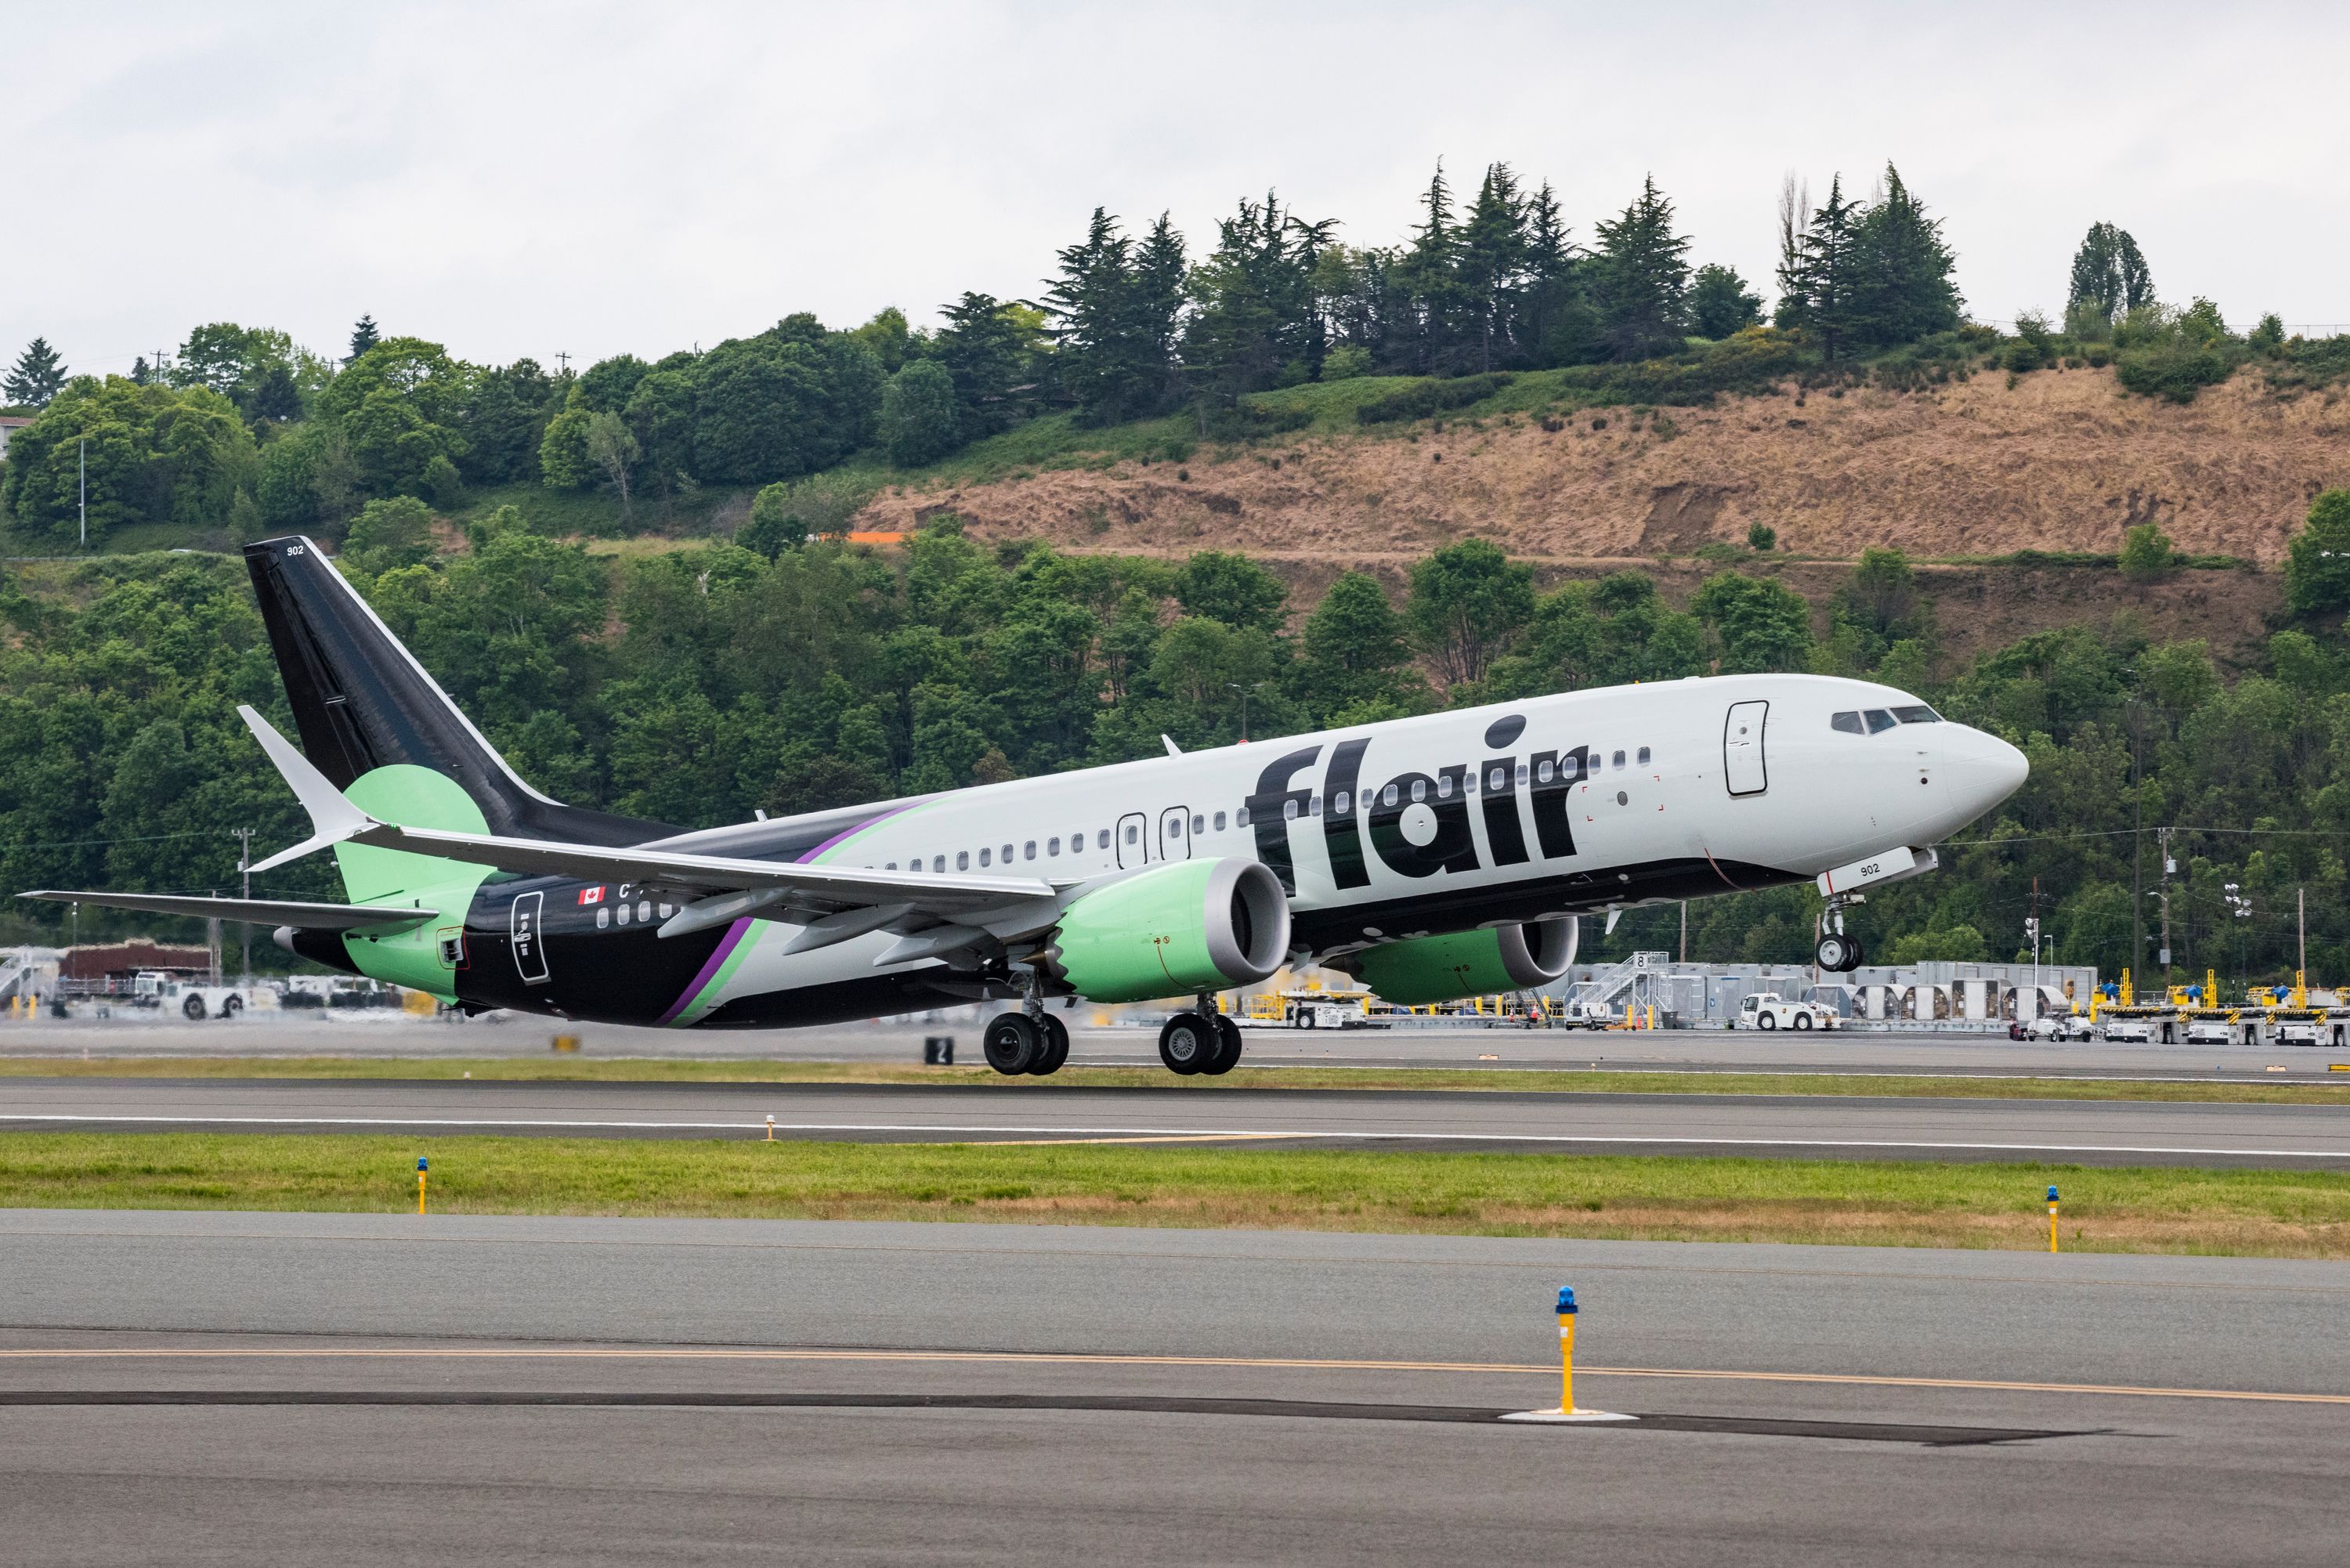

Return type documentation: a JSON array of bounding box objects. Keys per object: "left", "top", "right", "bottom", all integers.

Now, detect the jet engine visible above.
[
  {"left": 1349, "top": 916, "right": 1578, "bottom": 1007},
  {"left": 1041, "top": 858, "right": 1290, "bottom": 1004}
]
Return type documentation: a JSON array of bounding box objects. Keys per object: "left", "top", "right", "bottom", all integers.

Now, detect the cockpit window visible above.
[
  {"left": 1891, "top": 705, "right": 1941, "bottom": 723},
  {"left": 1864, "top": 709, "right": 1898, "bottom": 735},
  {"left": 1831, "top": 711, "right": 1864, "bottom": 735}
]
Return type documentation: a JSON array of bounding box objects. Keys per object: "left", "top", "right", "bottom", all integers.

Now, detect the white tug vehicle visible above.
[{"left": 1732, "top": 991, "right": 1841, "bottom": 1031}]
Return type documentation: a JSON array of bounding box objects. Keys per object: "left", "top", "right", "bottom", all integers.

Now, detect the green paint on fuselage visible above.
[{"left": 333, "top": 764, "right": 494, "bottom": 1003}]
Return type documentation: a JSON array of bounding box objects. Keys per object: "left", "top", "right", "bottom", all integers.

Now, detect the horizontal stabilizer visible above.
[{"left": 17, "top": 891, "right": 436, "bottom": 932}]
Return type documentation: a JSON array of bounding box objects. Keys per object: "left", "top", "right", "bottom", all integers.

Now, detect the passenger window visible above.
[
  {"left": 1637, "top": 746, "right": 1651, "bottom": 766},
  {"left": 1382, "top": 783, "right": 1400, "bottom": 807},
  {"left": 1891, "top": 705, "right": 1942, "bottom": 724},
  {"left": 957, "top": 851, "right": 970, "bottom": 870},
  {"left": 1330, "top": 793, "right": 1347, "bottom": 816},
  {"left": 979, "top": 848, "right": 991, "bottom": 867},
  {"left": 1611, "top": 750, "right": 1625, "bottom": 770},
  {"left": 1191, "top": 814, "right": 1204, "bottom": 834},
  {"left": 1282, "top": 799, "right": 1298, "bottom": 820},
  {"left": 933, "top": 855, "right": 945, "bottom": 873},
  {"left": 1516, "top": 764, "right": 1529, "bottom": 786},
  {"left": 1213, "top": 811, "right": 1227, "bottom": 831},
  {"left": 1436, "top": 775, "right": 1453, "bottom": 799},
  {"left": 1098, "top": 829, "right": 1110, "bottom": 849},
  {"left": 1123, "top": 823, "right": 1138, "bottom": 844},
  {"left": 1307, "top": 796, "right": 1321, "bottom": 817},
  {"left": 1831, "top": 711, "right": 1864, "bottom": 735},
  {"left": 1236, "top": 807, "right": 1250, "bottom": 828},
  {"left": 1560, "top": 756, "right": 1578, "bottom": 781},
  {"left": 1864, "top": 709, "right": 1897, "bottom": 734},
  {"left": 617, "top": 903, "right": 631, "bottom": 926},
  {"left": 1024, "top": 840, "right": 1036, "bottom": 860},
  {"left": 1409, "top": 779, "right": 1426, "bottom": 803},
  {"left": 886, "top": 862, "right": 898, "bottom": 871},
  {"left": 1047, "top": 837, "right": 1060, "bottom": 856},
  {"left": 1001, "top": 844, "right": 1013, "bottom": 864},
  {"left": 1535, "top": 761, "right": 1553, "bottom": 784},
  {"left": 1488, "top": 767, "right": 1506, "bottom": 791},
  {"left": 596, "top": 907, "right": 609, "bottom": 929}
]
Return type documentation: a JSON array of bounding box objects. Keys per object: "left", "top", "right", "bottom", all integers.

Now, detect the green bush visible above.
[
  {"left": 2285, "top": 490, "right": 2350, "bottom": 612},
  {"left": 1354, "top": 373, "right": 1514, "bottom": 424},
  {"left": 1321, "top": 345, "right": 1373, "bottom": 381},
  {"left": 1747, "top": 522, "right": 1777, "bottom": 552},
  {"left": 2119, "top": 521, "right": 2178, "bottom": 582},
  {"left": 880, "top": 359, "right": 962, "bottom": 468},
  {"left": 2116, "top": 338, "right": 2238, "bottom": 403}
]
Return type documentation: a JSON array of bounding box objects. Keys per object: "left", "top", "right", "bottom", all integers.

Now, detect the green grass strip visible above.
[
  {"left": 3, "top": 1132, "right": 2348, "bottom": 1257},
  {"left": 5, "top": 1056, "right": 2349, "bottom": 1104}
]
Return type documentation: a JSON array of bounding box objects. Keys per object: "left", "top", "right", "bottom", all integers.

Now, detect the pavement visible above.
[
  {"left": 8, "top": 1073, "right": 2350, "bottom": 1166},
  {"left": 2, "top": 1210, "right": 2345, "bottom": 1566},
  {"left": 9, "top": 1012, "right": 2350, "bottom": 1080}
]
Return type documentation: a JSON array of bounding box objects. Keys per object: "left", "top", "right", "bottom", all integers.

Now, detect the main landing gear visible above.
[
  {"left": 1159, "top": 997, "right": 1242, "bottom": 1077},
  {"left": 1815, "top": 898, "right": 1865, "bottom": 974},
  {"left": 982, "top": 980, "right": 1070, "bottom": 1077}
]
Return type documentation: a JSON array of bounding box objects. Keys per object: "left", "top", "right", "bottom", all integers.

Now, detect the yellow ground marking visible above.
[{"left": 3, "top": 1346, "right": 2344, "bottom": 1406}]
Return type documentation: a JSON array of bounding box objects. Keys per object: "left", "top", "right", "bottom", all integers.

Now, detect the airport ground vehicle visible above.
[
  {"left": 129, "top": 970, "right": 246, "bottom": 1020},
  {"left": 2101, "top": 1017, "right": 2156, "bottom": 1044},
  {"left": 2018, "top": 1014, "right": 2095, "bottom": 1042},
  {"left": 27, "top": 537, "right": 2026, "bottom": 1077},
  {"left": 1733, "top": 992, "right": 1840, "bottom": 1031},
  {"left": 2275, "top": 1018, "right": 2324, "bottom": 1047},
  {"left": 2183, "top": 1017, "right": 2236, "bottom": 1046}
]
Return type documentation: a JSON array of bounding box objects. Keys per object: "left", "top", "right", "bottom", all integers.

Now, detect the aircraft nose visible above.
[{"left": 1943, "top": 724, "right": 2028, "bottom": 818}]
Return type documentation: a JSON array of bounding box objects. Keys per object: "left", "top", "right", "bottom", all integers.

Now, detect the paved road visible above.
[
  {"left": 9, "top": 1013, "right": 2348, "bottom": 1080},
  {"left": 2, "top": 1211, "right": 2345, "bottom": 1566},
  {"left": 7, "top": 1074, "right": 2350, "bottom": 1166}
]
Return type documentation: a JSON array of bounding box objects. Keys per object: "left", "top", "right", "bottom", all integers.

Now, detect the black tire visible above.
[
  {"left": 1302, "top": 1010, "right": 1317, "bottom": 1030},
  {"left": 1031, "top": 1013, "right": 1070, "bottom": 1075},
  {"left": 1847, "top": 940, "right": 1866, "bottom": 970},
  {"left": 982, "top": 1013, "right": 1041, "bottom": 1076},
  {"left": 221, "top": 993, "right": 243, "bottom": 1017},
  {"left": 1159, "top": 1012, "right": 1214, "bottom": 1075},
  {"left": 1815, "top": 934, "right": 1855, "bottom": 972},
  {"left": 1201, "top": 1015, "right": 1243, "bottom": 1076},
  {"left": 181, "top": 993, "right": 206, "bottom": 1021},
  {"left": 1793, "top": 1011, "right": 1814, "bottom": 1031},
  {"left": 1758, "top": 1012, "right": 1777, "bottom": 1031}
]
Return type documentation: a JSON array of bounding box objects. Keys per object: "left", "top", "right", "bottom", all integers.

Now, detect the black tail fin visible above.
[{"left": 242, "top": 536, "right": 668, "bottom": 846}]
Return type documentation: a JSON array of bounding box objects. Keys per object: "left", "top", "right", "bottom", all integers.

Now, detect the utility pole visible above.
[
  {"left": 2157, "top": 826, "right": 2175, "bottom": 980},
  {"left": 555, "top": 351, "right": 571, "bottom": 374},
  {"left": 78, "top": 435, "right": 86, "bottom": 547},
  {"left": 235, "top": 828, "right": 255, "bottom": 985}
]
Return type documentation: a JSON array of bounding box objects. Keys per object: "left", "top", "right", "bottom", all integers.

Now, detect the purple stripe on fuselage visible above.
[
  {"left": 656, "top": 917, "right": 750, "bottom": 1025},
  {"left": 798, "top": 805, "right": 909, "bottom": 863}
]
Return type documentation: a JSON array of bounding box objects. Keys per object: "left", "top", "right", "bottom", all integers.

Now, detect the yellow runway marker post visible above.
[
  {"left": 2048, "top": 1184, "right": 2059, "bottom": 1253},
  {"left": 416, "top": 1157, "right": 428, "bottom": 1216},
  {"left": 1502, "top": 1287, "right": 1632, "bottom": 1423}
]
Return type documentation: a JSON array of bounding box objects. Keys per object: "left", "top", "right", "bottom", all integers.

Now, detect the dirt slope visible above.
[{"left": 859, "top": 366, "right": 2350, "bottom": 564}]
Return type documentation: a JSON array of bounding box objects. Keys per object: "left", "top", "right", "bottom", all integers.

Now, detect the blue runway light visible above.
[
  {"left": 418, "top": 1158, "right": 429, "bottom": 1172},
  {"left": 1556, "top": 1286, "right": 1578, "bottom": 1315},
  {"left": 2047, "top": 1185, "right": 2059, "bottom": 1201}
]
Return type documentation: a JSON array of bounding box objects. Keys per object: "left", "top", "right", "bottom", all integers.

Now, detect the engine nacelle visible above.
[
  {"left": 1351, "top": 917, "right": 1578, "bottom": 1007},
  {"left": 1044, "top": 858, "right": 1290, "bottom": 1004}
]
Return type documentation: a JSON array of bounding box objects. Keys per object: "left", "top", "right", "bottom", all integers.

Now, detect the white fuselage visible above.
[{"left": 645, "top": 673, "right": 2026, "bottom": 1022}]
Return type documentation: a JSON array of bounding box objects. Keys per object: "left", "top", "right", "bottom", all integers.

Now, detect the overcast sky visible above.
[{"left": 7, "top": 1, "right": 2345, "bottom": 377}]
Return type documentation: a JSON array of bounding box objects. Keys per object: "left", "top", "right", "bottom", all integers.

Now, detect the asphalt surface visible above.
[
  {"left": 8, "top": 1073, "right": 2350, "bottom": 1167},
  {"left": 12, "top": 1012, "right": 2350, "bottom": 1080},
  {"left": 3, "top": 1211, "right": 2345, "bottom": 1566}
]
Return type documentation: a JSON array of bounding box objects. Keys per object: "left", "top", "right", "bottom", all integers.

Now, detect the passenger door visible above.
[
  {"left": 1723, "top": 700, "right": 1769, "bottom": 797},
  {"left": 1159, "top": 806, "right": 1191, "bottom": 862},
  {"left": 1115, "top": 811, "right": 1149, "bottom": 869},
  {"left": 510, "top": 891, "right": 549, "bottom": 985}
]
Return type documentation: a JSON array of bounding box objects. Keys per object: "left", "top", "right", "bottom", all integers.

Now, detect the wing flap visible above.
[{"left": 18, "top": 891, "right": 437, "bottom": 932}]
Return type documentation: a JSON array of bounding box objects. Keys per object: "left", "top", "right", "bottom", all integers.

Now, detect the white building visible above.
[{"left": 0, "top": 414, "right": 31, "bottom": 461}]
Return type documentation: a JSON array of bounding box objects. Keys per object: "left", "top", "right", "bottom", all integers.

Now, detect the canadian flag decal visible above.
[{"left": 577, "top": 886, "right": 606, "bottom": 905}]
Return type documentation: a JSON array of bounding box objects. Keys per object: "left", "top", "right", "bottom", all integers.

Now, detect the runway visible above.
[
  {"left": 8, "top": 1073, "right": 2350, "bottom": 1165},
  {"left": 11, "top": 1013, "right": 2350, "bottom": 1080},
  {"left": 3, "top": 1210, "right": 2345, "bottom": 1565}
]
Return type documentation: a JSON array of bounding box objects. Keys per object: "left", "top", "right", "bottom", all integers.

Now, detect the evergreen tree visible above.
[
  {"left": 935, "top": 292, "right": 1032, "bottom": 438},
  {"left": 1687, "top": 264, "right": 1762, "bottom": 338},
  {"left": 346, "top": 315, "right": 379, "bottom": 365},
  {"left": 1391, "top": 163, "right": 1466, "bottom": 373},
  {"left": 4, "top": 338, "right": 67, "bottom": 408},
  {"left": 1132, "top": 213, "right": 1189, "bottom": 409},
  {"left": 880, "top": 359, "right": 962, "bottom": 466},
  {"left": 1040, "top": 208, "right": 1185, "bottom": 425},
  {"left": 1514, "top": 179, "right": 1585, "bottom": 364},
  {"left": 1589, "top": 175, "right": 1690, "bottom": 360},
  {"left": 1454, "top": 163, "right": 1528, "bottom": 372},
  {"left": 1773, "top": 172, "right": 1809, "bottom": 326},
  {"left": 1784, "top": 175, "right": 1866, "bottom": 361},
  {"left": 1180, "top": 193, "right": 1329, "bottom": 405},
  {"left": 129, "top": 356, "right": 152, "bottom": 386},
  {"left": 1847, "top": 164, "right": 1961, "bottom": 349}
]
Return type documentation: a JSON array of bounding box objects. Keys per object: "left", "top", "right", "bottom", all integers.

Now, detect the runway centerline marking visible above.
[
  {"left": 4, "top": 1112, "right": 2348, "bottom": 1160},
  {"left": 2, "top": 1346, "right": 2343, "bottom": 1406}
]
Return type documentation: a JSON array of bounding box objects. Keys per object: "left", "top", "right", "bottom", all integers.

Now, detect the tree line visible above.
[{"left": 9, "top": 494, "right": 2350, "bottom": 992}]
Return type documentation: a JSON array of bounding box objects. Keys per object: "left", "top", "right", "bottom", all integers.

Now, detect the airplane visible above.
[{"left": 25, "top": 536, "right": 2028, "bottom": 1075}]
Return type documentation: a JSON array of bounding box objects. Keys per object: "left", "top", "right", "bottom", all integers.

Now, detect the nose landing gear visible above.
[{"left": 1814, "top": 898, "right": 1866, "bottom": 974}]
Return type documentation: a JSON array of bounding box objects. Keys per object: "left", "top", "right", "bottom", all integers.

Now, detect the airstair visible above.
[{"left": 1563, "top": 951, "right": 1675, "bottom": 1017}]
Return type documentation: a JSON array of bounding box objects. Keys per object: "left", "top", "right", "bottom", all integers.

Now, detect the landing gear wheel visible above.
[
  {"left": 982, "top": 1012, "right": 1043, "bottom": 1076},
  {"left": 1159, "top": 1012, "right": 1215, "bottom": 1075},
  {"left": 1815, "top": 933, "right": 1857, "bottom": 973},
  {"left": 181, "top": 993, "right": 206, "bottom": 1021},
  {"left": 1029, "top": 1013, "right": 1070, "bottom": 1075},
  {"left": 1199, "top": 1015, "right": 1243, "bottom": 1076},
  {"left": 1793, "top": 1011, "right": 1814, "bottom": 1031}
]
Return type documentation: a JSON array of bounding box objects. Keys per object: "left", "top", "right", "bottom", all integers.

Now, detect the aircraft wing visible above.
[{"left": 17, "top": 891, "right": 437, "bottom": 932}]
